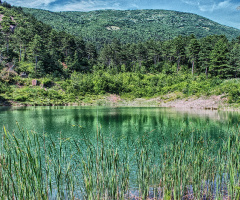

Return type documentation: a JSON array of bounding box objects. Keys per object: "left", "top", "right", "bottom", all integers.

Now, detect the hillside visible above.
[
  {"left": 22, "top": 8, "right": 240, "bottom": 46},
  {"left": 0, "top": 3, "right": 240, "bottom": 107}
]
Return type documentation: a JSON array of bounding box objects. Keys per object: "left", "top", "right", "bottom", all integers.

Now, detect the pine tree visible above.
[
  {"left": 229, "top": 43, "right": 240, "bottom": 78},
  {"left": 173, "top": 35, "right": 186, "bottom": 72},
  {"left": 199, "top": 36, "right": 214, "bottom": 78},
  {"left": 187, "top": 37, "right": 200, "bottom": 75},
  {"left": 210, "top": 37, "right": 229, "bottom": 78},
  {"left": 29, "top": 34, "right": 44, "bottom": 75}
]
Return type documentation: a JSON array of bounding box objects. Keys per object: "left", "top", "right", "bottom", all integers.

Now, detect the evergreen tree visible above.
[
  {"left": 187, "top": 37, "right": 200, "bottom": 75},
  {"left": 173, "top": 35, "right": 186, "bottom": 72},
  {"left": 229, "top": 43, "right": 240, "bottom": 78},
  {"left": 111, "top": 39, "right": 123, "bottom": 68},
  {"left": 1, "top": 16, "right": 12, "bottom": 54},
  {"left": 199, "top": 36, "right": 213, "bottom": 78},
  {"left": 210, "top": 37, "right": 229, "bottom": 78},
  {"left": 29, "top": 34, "right": 44, "bottom": 76},
  {"left": 86, "top": 43, "right": 97, "bottom": 66},
  {"left": 135, "top": 43, "right": 147, "bottom": 70},
  {"left": 145, "top": 40, "right": 162, "bottom": 69},
  {"left": 98, "top": 44, "right": 114, "bottom": 68}
]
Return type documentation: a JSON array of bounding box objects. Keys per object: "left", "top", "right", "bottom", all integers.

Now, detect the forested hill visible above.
[
  {"left": 1, "top": 2, "right": 240, "bottom": 106},
  {"left": 22, "top": 8, "right": 240, "bottom": 46}
]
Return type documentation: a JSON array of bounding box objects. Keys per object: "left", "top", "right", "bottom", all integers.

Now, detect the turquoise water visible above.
[
  {"left": 0, "top": 106, "right": 239, "bottom": 199},
  {"left": 0, "top": 106, "right": 239, "bottom": 143}
]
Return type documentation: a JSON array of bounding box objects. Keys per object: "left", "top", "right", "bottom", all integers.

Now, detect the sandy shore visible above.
[{"left": 99, "top": 94, "right": 240, "bottom": 111}]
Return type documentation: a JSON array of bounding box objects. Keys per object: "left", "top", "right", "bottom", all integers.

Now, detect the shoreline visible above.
[{"left": 1, "top": 94, "right": 240, "bottom": 111}]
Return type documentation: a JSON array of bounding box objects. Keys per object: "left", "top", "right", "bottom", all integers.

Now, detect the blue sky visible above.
[{"left": 7, "top": 0, "right": 240, "bottom": 29}]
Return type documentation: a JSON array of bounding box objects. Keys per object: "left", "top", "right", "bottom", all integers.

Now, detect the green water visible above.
[
  {"left": 0, "top": 106, "right": 239, "bottom": 141},
  {"left": 0, "top": 106, "right": 239, "bottom": 163},
  {"left": 0, "top": 106, "right": 240, "bottom": 199}
]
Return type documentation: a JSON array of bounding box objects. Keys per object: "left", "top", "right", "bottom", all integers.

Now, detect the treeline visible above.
[{"left": 97, "top": 35, "right": 240, "bottom": 78}]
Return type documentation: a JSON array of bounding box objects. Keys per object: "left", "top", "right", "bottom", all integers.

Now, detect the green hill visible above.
[
  {"left": 1, "top": 3, "right": 240, "bottom": 106},
  {"left": 22, "top": 8, "right": 240, "bottom": 45}
]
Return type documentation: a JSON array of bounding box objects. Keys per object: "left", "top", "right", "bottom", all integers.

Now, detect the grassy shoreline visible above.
[
  {"left": 1, "top": 73, "right": 240, "bottom": 110},
  {"left": 2, "top": 74, "right": 240, "bottom": 110}
]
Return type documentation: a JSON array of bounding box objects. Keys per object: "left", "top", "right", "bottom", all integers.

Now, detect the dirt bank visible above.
[
  {"left": 98, "top": 94, "right": 234, "bottom": 110},
  {"left": 158, "top": 95, "right": 227, "bottom": 110}
]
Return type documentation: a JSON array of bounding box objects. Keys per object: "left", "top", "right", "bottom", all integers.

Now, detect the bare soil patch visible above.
[{"left": 159, "top": 95, "right": 227, "bottom": 110}]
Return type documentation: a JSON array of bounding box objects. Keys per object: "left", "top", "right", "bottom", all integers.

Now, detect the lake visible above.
[
  {"left": 0, "top": 106, "right": 239, "bottom": 199},
  {"left": 0, "top": 106, "right": 238, "bottom": 141}
]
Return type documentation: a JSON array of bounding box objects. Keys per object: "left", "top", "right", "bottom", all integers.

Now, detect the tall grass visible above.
[{"left": 0, "top": 124, "right": 239, "bottom": 199}]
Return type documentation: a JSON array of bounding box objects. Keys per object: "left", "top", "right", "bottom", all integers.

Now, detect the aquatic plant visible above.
[{"left": 0, "top": 124, "right": 239, "bottom": 199}]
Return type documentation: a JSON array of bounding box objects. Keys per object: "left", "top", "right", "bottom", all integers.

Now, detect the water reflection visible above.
[{"left": 0, "top": 106, "right": 239, "bottom": 142}]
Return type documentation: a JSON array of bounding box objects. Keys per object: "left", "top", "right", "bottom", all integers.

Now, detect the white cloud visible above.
[
  {"left": 199, "top": 0, "right": 231, "bottom": 12},
  {"left": 128, "top": 3, "right": 139, "bottom": 9},
  {"left": 8, "top": 0, "right": 57, "bottom": 9},
  {"left": 181, "top": 0, "right": 199, "bottom": 6},
  {"left": 218, "top": 0, "right": 230, "bottom": 8},
  {"left": 182, "top": 0, "right": 238, "bottom": 12},
  {"left": 8, "top": 0, "right": 130, "bottom": 12},
  {"left": 51, "top": 0, "right": 126, "bottom": 11}
]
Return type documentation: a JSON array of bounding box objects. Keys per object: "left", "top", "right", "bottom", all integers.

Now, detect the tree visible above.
[
  {"left": 199, "top": 36, "right": 213, "bottom": 78},
  {"left": 173, "top": 35, "right": 186, "bottom": 72},
  {"left": 110, "top": 39, "right": 123, "bottom": 67},
  {"left": 1, "top": 16, "right": 12, "bottom": 54},
  {"left": 135, "top": 43, "right": 147, "bottom": 70},
  {"left": 86, "top": 43, "right": 97, "bottom": 66},
  {"left": 61, "top": 33, "right": 76, "bottom": 59},
  {"left": 210, "top": 37, "right": 229, "bottom": 78},
  {"left": 229, "top": 43, "right": 240, "bottom": 78},
  {"left": 12, "top": 27, "right": 29, "bottom": 62},
  {"left": 98, "top": 44, "right": 114, "bottom": 68},
  {"left": 29, "top": 34, "right": 44, "bottom": 75},
  {"left": 187, "top": 37, "right": 200, "bottom": 75},
  {"left": 2, "top": 1, "right": 11, "bottom": 8},
  {"left": 47, "top": 30, "right": 61, "bottom": 55},
  {"left": 145, "top": 40, "right": 162, "bottom": 69}
]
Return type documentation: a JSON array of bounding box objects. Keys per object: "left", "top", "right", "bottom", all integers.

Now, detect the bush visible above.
[
  {"left": 42, "top": 78, "right": 53, "bottom": 88},
  {"left": 0, "top": 81, "right": 8, "bottom": 93}
]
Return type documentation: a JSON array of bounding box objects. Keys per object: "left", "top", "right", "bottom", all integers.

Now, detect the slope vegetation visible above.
[{"left": 22, "top": 8, "right": 240, "bottom": 46}]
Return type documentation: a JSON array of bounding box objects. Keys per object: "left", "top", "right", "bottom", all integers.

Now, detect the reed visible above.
[{"left": 0, "top": 124, "right": 239, "bottom": 199}]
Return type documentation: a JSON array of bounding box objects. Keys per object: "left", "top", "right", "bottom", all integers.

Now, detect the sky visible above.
[{"left": 7, "top": 0, "right": 240, "bottom": 29}]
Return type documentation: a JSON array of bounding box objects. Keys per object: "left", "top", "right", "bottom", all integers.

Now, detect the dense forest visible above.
[
  {"left": 23, "top": 8, "right": 240, "bottom": 48},
  {"left": 0, "top": 2, "right": 240, "bottom": 106}
]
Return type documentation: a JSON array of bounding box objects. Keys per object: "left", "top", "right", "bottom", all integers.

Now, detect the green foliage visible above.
[
  {"left": 16, "top": 61, "right": 34, "bottom": 74},
  {"left": 0, "top": 80, "right": 8, "bottom": 93},
  {"left": 0, "top": 3, "right": 240, "bottom": 105},
  {"left": 63, "top": 71, "right": 217, "bottom": 99},
  {"left": 219, "top": 79, "right": 240, "bottom": 103},
  {"left": 210, "top": 36, "right": 230, "bottom": 78},
  {"left": 22, "top": 8, "right": 240, "bottom": 48},
  {"left": 41, "top": 77, "right": 52, "bottom": 87},
  {"left": 229, "top": 43, "right": 240, "bottom": 78},
  {"left": 6, "top": 84, "right": 68, "bottom": 105}
]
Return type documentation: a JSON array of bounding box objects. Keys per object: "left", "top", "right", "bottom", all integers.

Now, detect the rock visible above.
[{"left": 32, "top": 79, "right": 38, "bottom": 86}]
